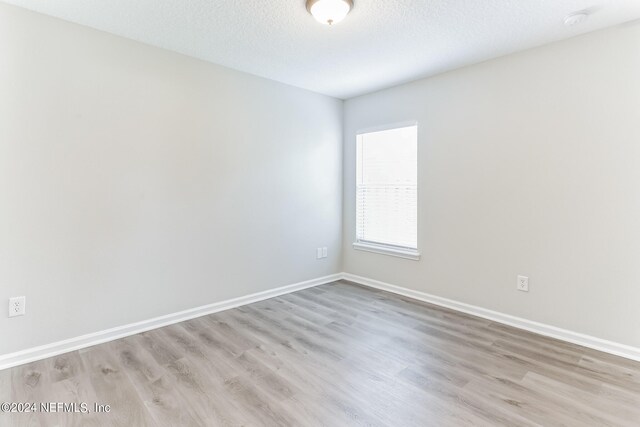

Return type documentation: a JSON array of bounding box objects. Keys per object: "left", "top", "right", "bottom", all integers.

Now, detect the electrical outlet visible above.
[
  {"left": 9, "top": 296, "right": 26, "bottom": 317},
  {"left": 322, "top": 247, "right": 328, "bottom": 258},
  {"left": 517, "top": 276, "right": 529, "bottom": 292},
  {"left": 317, "top": 248, "right": 323, "bottom": 259}
]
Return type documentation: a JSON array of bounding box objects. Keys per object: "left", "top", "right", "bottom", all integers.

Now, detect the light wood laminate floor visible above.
[{"left": 1, "top": 281, "right": 640, "bottom": 426}]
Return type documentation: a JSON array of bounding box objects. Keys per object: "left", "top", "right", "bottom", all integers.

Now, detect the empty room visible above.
[{"left": 1, "top": 0, "right": 640, "bottom": 425}]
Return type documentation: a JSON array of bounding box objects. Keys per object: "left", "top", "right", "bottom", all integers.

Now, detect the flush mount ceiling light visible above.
[
  {"left": 564, "top": 11, "right": 590, "bottom": 26},
  {"left": 306, "top": 0, "right": 354, "bottom": 26}
]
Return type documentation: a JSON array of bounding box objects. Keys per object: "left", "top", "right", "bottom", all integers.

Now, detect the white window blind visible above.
[{"left": 356, "top": 125, "right": 417, "bottom": 250}]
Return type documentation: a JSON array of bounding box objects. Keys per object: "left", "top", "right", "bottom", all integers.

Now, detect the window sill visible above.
[{"left": 352, "top": 242, "right": 421, "bottom": 261}]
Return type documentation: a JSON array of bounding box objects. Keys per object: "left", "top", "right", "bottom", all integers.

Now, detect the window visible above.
[{"left": 355, "top": 124, "right": 419, "bottom": 260}]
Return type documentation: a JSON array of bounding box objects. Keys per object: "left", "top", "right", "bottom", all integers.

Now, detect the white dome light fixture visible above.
[
  {"left": 564, "top": 11, "right": 590, "bottom": 26},
  {"left": 306, "top": 0, "right": 354, "bottom": 26}
]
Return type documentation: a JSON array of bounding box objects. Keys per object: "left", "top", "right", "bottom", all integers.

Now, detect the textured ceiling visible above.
[{"left": 4, "top": 0, "right": 640, "bottom": 99}]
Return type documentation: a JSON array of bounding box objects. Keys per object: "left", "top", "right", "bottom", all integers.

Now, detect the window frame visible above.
[{"left": 353, "top": 121, "right": 420, "bottom": 261}]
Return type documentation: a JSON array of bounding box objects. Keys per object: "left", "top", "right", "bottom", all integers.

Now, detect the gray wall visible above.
[
  {"left": 343, "top": 24, "right": 640, "bottom": 348},
  {"left": 0, "top": 4, "right": 343, "bottom": 355}
]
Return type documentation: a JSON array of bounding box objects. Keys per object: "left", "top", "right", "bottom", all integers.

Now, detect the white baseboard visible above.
[
  {"left": 3, "top": 271, "right": 639, "bottom": 370},
  {"left": 0, "top": 273, "right": 342, "bottom": 371},
  {"left": 341, "top": 273, "right": 640, "bottom": 362}
]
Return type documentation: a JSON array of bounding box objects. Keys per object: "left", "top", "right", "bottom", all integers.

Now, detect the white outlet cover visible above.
[
  {"left": 322, "top": 247, "right": 328, "bottom": 258},
  {"left": 517, "top": 276, "right": 529, "bottom": 292},
  {"left": 317, "top": 248, "right": 323, "bottom": 259},
  {"left": 9, "top": 296, "right": 26, "bottom": 317}
]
